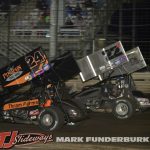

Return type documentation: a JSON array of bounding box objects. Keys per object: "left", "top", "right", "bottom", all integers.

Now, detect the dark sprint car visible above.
[
  {"left": 72, "top": 42, "right": 150, "bottom": 119},
  {"left": 0, "top": 47, "right": 86, "bottom": 131}
]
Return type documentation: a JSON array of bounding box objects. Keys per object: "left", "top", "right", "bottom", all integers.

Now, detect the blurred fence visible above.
[
  {"left": 132, "top": 72, "right": 150, "bottom": 93},
  {"left": 0, "top": 0, "right": 150, "bottom": 65}
]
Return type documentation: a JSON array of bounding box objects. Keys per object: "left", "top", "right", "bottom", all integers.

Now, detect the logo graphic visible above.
[
  {"left": 2, "top": 65, "right": 23, "bottom": 81},
  {"left": 0, "top": 131, "right": 53, "bottom": 149},
  {"left": 3, "top": 99, "right": 39, "bottom": 111}
]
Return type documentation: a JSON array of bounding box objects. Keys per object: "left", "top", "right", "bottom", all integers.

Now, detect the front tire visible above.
[
  {"left": 38, "top": 106, "right": 65, "bottom": 131},
  {"left": 113, "top": 98, "right": 135, "bottom": 119}
]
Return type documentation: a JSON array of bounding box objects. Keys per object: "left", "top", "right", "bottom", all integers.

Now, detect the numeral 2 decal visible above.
[
  {"left": 25, "top": 51, "right": 46, "bottom": 69},
  {"left": 105, "top": 46, "right": 122, "bottom": 60}
]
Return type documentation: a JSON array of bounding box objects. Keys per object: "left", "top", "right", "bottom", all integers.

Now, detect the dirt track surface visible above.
[{"left": 0, "top": 110, "right": 150, "bottom": 149}]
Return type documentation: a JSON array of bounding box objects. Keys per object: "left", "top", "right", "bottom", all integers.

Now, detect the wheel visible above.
[
  {"left": 113, "top": 98, "right": 135, "bottom": 119},
  {"left": 62, "top": 101, "right": 87, "bottom": 123},
  {"left": 38, "top": 106, "right": 65, "bottom": 131}
]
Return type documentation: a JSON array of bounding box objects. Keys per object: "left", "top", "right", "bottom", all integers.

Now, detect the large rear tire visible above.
[{"left": 38, "top": 106, "right": 65, "bottom": 131}]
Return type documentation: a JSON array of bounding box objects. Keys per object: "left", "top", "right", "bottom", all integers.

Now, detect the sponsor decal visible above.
[
  {"left": 29, "top": 109, "right": 40, "bottom": 116},
  {"left": 2, "top": 65, "right": 23, "bottom": 81},
  {"left": 4, "top": 72, "right": 30, "bottom": 87},
  {"left": 25, "top": 64, "right": 50, "bottom": 81},
  {"left": 3, "top": 99, "right": 39, "bottom": 111},
  {"left": 0, "top": 131, "right": 149, "bottom": 149},
  {"left": 0, "top": 131, "right": 53, "bottom": 149}
]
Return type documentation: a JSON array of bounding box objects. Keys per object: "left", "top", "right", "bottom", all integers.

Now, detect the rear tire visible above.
[
  {"left": 63, "top": 105, "right": 84, "bottom": 122},
  {"left": 113, "top": 98, "right": 135, "bottom": 119},
  {"left": 38, "top": 106, "right": 64, "bottom": 131}
]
